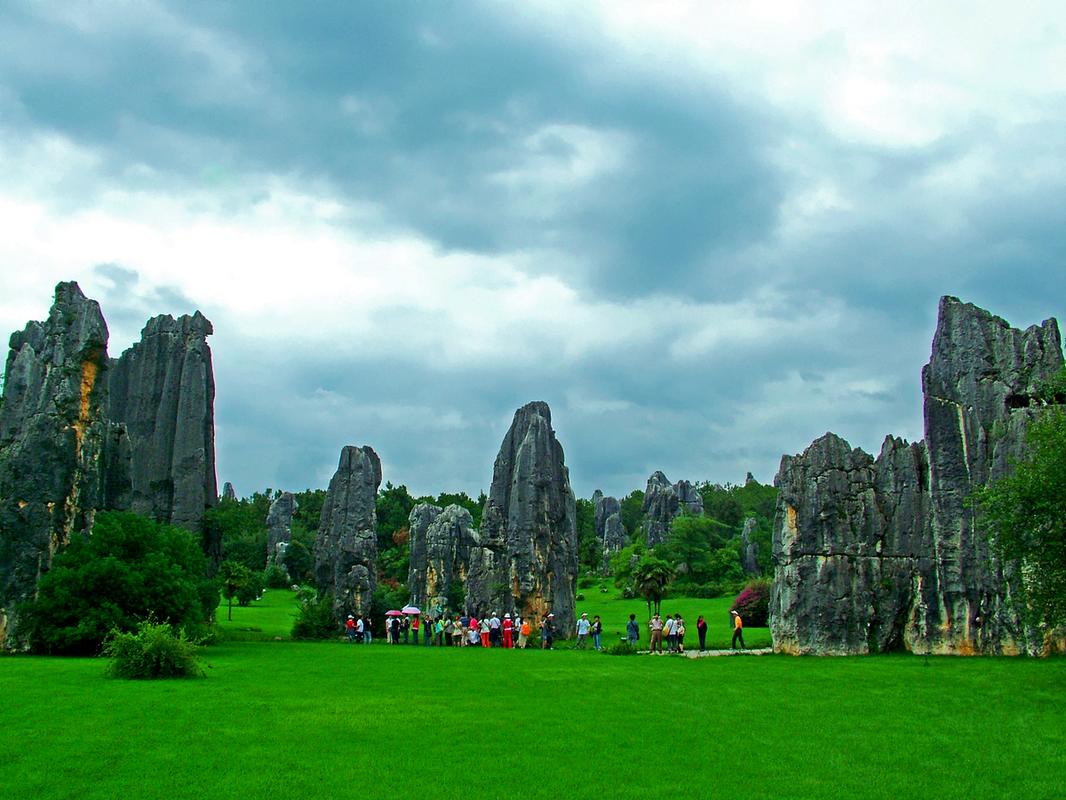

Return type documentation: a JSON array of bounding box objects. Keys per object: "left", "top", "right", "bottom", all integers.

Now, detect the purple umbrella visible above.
[{"left": 401, "top": 605, "right": 421, "bottom": 615}]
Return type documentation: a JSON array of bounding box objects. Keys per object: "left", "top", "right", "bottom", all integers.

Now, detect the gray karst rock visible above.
[
  {"left": 593, "top": 491, "right": 625, "bottom": 573},
  {"left": 265, "top": 492, "right": 298, "bottom": 569},
  {"left": 771, "top": 297, "right": 1064, "bottom": 656},
  {"left": 745, "top": 471, "right": 756, "bottom": 486},
  {"left": 222, "top": 482, "right": 237, "bottom": 501},
  {"left": 641, "top": 472, "right": 703, "bottom": 546},
  {"left": 465, "top": 401, "right": 578, "bottom": 635},
  {"left": 921, "top": 296, "right": 1063, "bottom": 654},
  {"left": 107, "top": 312, "right": 217, "bottom": 531},
  {"left": 0, "top": 283, "right": 112, "bottom": 648},
  {"left": 314, "top": 445, "right": 381, "bottom": 622},
  {"left": 407, "top": 503, "right": 477, "bottom": 612},
  {"left": 740, "top": 517, "right": 760, "bottom": 576}
]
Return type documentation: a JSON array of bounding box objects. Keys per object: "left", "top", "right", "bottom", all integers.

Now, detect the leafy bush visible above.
[
  {"left": 236, "top": 571, "right": 264, "bottom": 606},
  {"left": 104, "top": 619, "right": 204, "bottom": 679},
  {"left": 263, "top": 564, "right": 290, "bottom": 589},
  {"left": 604, "top": 640, "right": 639, "bottom": 656},
  {"left": 23, "top": 511, "right": 215, "bottom": 654},
  {"left": 576, "top": 593, "right": 585, "bottom": 601},
  {"left": 291, "top": 592, "right": 339, "bottom": 640},
  {"left": 730, "top": 579, "right": 771, "bottom": 627}
]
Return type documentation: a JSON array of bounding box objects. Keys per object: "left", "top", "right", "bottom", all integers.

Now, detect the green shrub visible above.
[
  {"left": 576, "top": 593, "right": 585, "bottom": 601},
  {"left": 103, "top": 620, "right": 204, "bottom": 679},
  {"left": 263, "top": 564, "right": 290, "bottom": 589},
  {"left": 23, "top": 511, "right": 214, "bottom": 654},
  {"left": 604, "top": 640, "right": 639, "bottom": 656},
  {"left": 236, "top": 572, "right": 265, "bottom": 606},
  {"left": 292, "top": 592, "right": 339, "bottom": 640}
]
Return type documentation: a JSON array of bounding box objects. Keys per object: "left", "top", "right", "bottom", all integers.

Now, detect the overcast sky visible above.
[{"left": 2, "top": 2, "right": 1064, "bottom": 500}]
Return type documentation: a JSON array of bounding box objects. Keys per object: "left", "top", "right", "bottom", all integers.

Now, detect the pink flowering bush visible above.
[{"left": 729, "top": 579, "right": 770, "bottom": 627}]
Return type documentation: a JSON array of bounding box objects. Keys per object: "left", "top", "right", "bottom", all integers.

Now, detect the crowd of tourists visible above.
[{"left": 342, "top": 607, "right": 748, "bottom": 652}]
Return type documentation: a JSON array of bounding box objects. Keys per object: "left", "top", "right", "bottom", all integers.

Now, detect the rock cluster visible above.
[
  {"left": 265, "top": 492, "right": 298, "bottom": 569},
  {"left": 222, "top": 482, "right": 237, "bottom": 501},
  {"left": 641, "top": 472, "right": 703, "bottom": 546},
  {"left": 407, "top": 502, "right": 477, "bottom": 612},
  {"left": 465, "top": 402, "right": 578, "bottom": 635},
  {"left": 314, "top": 445, "right": 381, "bottom": 622},
  {"left": 0, "top": 282, "right": 218, "bottom": 649},
  {"left": 771, "top": 297, "right": 1064, "bottom": 655},
  {"left": 593, "top": 490, "right": 626, "bottom": 573}
]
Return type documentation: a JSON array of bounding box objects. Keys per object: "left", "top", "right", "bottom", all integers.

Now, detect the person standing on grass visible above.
[
  {"left": 346, "top": 615, "right": 356, "bottom": 643},
  {"left": 411, "top": 613, "right": 420, "bottom": 645},
  {"left": 480, "top": 615, "right": 491, "bottom": 648},
  {"left": 434, "top": 617, "right": 444, "bottom": 646},
  {"left": 676, "top": 615, "right": 686, "bottom": 653},
  {"left": 576, "top": 613, "right": 591, "bottom": 648},
  {"left": 591, "top": 615, "right": 603, "bottom": 650},
  {"left": 519, "top": 617, "right": 531, "bottom": 649},
  {"left": 696, "top": 615, "right": 707, "bottom": 652},
  {"left": 502, "top": 613, "right": 514, "bottom": 648},
  {"left": 423, "top": 615, "right": 432, "bottom": 646},
  {"left": 649, "top": 613, "right": 664, "bottom": 653},
  {"left": 401, "top": 615, "right": 410, "bottom": 644},
  {"left": 364, "top": 616, "right": 373, "bottom": 645},
  {"left": 542, "top": 613, "right": 556, "bottom": 649},
  {"left": 731, "top": 610, "right": 746, "bottom": 650},
  {"left": 460, "top": 612, "right": 470, "bottom": 646},
  {"left": 626, "top": 613, "right": 639, "bottom": 645},
  {"left": 489, "top": 612, "right": 502, "bottom": 647},
  {"left": 664, "top": 614, "right": 676, "bottom": 652}
]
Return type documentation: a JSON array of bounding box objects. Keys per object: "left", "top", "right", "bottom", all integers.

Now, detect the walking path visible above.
[{"left": 640, "top": 647, "right": 773, "bottom": 658}]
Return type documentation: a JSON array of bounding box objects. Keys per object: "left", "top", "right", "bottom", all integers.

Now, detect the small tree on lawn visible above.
[
  {"left": 219, "top": 560, "right": 252, "bottom": 621},
  {"left": 633, "top": 556, "right": 675, "bottom": 617}
]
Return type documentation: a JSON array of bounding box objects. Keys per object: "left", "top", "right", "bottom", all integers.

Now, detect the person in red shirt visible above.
[
  {"left": 411, "top": 613, "right": 420, "bottom": 645},
  {"left": 502, "top": 613, "right": 514, "bottom": 648}
]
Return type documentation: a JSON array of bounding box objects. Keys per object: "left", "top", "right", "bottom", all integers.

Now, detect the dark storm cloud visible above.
[{"left": 1, "top": 0, "right": 784, "bottom": 298}]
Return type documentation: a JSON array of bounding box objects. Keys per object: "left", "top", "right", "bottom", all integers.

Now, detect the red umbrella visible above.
[{"left": 385, "top": 609, "right": 404, "bottom": 617}]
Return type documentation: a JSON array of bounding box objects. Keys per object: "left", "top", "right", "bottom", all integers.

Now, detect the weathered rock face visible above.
[
  {"left": 771, "top": 297, "right": 1064, "bottom": 656},
  {"left": 222, "top": 482, "right": 237, "bottom": 501},
  {"left": 0, "top": 283, "right": 112, "bottom": 648},
  {"left": 740, "top": 517, "right": 760, "bottom": 576},
  {"left": 107, "top": 312, "right": 217, "bottom": 531},
  {"left": 921, "top": 296, "right": 1063, "bottom": 654},
  {"left": 314, "top": 445, "right": 381, "bottom": 622},
  {"left": 407, "top": 503, "right": 477, "bottom": 612},
  {"left": 641, "top": 472, "right": 703, "bottom": 546},
  {"left": 593, "top": 491, "right": 625, "bottom": 573},
  {"left": 265, "top": 492, "right": 298, "bottom": 569},
  {"left": 466, "top": 401, "right": 578, "bottom": 634},
  {"left": 771, "top": 433, "right": 932, "bottom": 655}
]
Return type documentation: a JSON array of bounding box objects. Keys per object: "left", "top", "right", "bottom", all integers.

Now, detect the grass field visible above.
[{"left": 3, "top": 592, "right": 1064, "bottom": 800}]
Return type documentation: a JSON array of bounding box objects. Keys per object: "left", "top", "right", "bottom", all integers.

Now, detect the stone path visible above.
[{"left": 639, "top": 648, "right": 773, "bottom": 658}]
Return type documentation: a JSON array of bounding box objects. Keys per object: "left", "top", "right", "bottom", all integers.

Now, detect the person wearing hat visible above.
[
  {"left": 731, "top": 610, "right": 746, "bottom": 650},
  {"left": 649, "top": 613, "right": 664, "bottom": 654},
  {"left": 541, "top": 613, "right": 555, "bottom": 649},
  {"left": 345, "top": 614, "right": 356, "bottom": 643},
  {"left": 575, "top": 612, "right": 591, "bottom": 648},
  {"left": 502, "top": 613, "right": 514, "bottom": 648},
  {"left": 489, "top": 611, "right": 502, "bottom": 647}
]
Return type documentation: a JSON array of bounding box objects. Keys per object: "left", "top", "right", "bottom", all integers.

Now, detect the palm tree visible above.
[{"left": 632, "top": 556, "right": 675, "bottom": 617}]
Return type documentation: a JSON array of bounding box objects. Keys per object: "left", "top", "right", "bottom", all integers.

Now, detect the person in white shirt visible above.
[{"left": 575, "top": 612, "right": 591, "bottom": 648}]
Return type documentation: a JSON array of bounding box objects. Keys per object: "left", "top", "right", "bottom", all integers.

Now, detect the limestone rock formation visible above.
[
  {"left": 740, "top": 517, "right": 760, "bottom": 576},
  {"left": 593, "top": 491, "right": 625, "bottom": 573},
  {"left": 314, "top": 445, "right": 381, "bottom": 622},
  {"left": 407, "top": 503, "right": 477, "bottom": 612},
  {"left": 222, "top": 482, "right": 237, "bottom": 501},
  {"left": 265, "top": 492, "right": 298, "bottom": 569},
  {"left": 641, "top": 472, "right": 703, "bottom": 546},
  {"left": 771, "top": 297, "right": 1064, "bottom": 655},
  {"left": 466, "top": 401, "right": 578, "bottom": 634},
  {"left": 107, "top": 312, "right": 217, "bottom": 531},
  {"left": 0, "top": 283, "right": 112, "bottom": 647}
]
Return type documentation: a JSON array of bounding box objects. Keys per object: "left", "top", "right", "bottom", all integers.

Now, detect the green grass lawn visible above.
[{"left": 3, "top": 593, "right": 1064, "bottom": 800}]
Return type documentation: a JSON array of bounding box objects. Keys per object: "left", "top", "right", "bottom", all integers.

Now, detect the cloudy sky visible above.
[{"left": 2, "top": 2, "right": 1064, "bottom": 500}]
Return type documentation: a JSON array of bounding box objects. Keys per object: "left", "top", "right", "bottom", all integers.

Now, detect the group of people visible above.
[
  {"left": 343, "top": 608, "right": 748, "bottom": 653},
  {"left": 345, "top": 611, "right": 544, "bottom": 648},
  {"left": 636, "top": 609, "right": 746, "bottom": 653}
]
